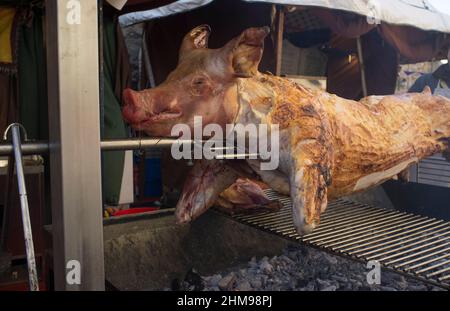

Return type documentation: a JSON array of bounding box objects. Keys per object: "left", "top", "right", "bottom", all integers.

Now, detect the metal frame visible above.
[
  {"left": 45, "top": 0, "right": 104, "bottom": 290},
  {"left": 356, "top": 36, "right": 368, "bottom": 97},
  {"left": 274, "top": 5, "right": 285, "bottom": 76},
  {"left": 3, "top": 124, "right": 39, "bottom": 290}
]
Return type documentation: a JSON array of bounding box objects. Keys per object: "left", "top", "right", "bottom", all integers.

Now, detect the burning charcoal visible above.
[
  {"left": 171, "top": 278, "right": 181, "bottom": 291},
  {"left": 203, "top": 274, "right": 222, "bottom": 288},
  {"left": 296, "top": 278, "right": 310, "bottom": 288},
  {"left": 260, "top": 261, "right": 274, "bottom": 274},
  {"left": 249, "top": 278, "right": 262, "bottom": 289},
  {"left": 331, "top": 275, "right": 348, "bottom": 283},
  {"left": 179, "top": 245, "right": 442, "bottom": 292},
  {"left": 236, "top": 280, "right": 252, "bottom": 291},
  {"left": 218, "top": 272, "right": 237, "bottom": 291},
  {"left": 184, "top": 268, "right": 204, "bottom": 291},
  {"left": 316, "top": 279, "right": 332, "bottom": 290}
]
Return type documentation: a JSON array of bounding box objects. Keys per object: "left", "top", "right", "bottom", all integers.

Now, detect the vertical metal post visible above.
[
  {"left": 357, "top": 36, "right": 368, "bottom": 97},
  {"left": 275, "top": 5, "right": 285, "bottom": 76},
  {"left": 10, "top": 125, "right": 39, "bottom": 291},
  {"left": 46, "top": 0, "right": 105, "bottom": 290}
]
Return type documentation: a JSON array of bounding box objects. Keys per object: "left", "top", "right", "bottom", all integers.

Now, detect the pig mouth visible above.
[
  {"left": 146, "top": 109, "right": 183, "bottom": 122},
  {"left": 132, "top": 109, "right": 183, "bottom": 126}
]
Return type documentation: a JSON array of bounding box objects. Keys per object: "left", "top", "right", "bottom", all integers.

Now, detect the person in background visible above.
[
  {"left": 409, "top": 46, "right": 450, "bottom": 96},
  {"left": 409, "top": 45, "right": 450, "bottom": 163}
]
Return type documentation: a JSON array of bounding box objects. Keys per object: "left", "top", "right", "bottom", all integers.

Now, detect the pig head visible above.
[
  {"left": 123, "top": 25, "right": 279, "bottom": 229},
  {"left": 122, "top": 25, "right": 269, "bottom": 137}
]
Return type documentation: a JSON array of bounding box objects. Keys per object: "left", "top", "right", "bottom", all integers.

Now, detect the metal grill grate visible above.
[{"left": 223, "top": 190, "right": 450, "bottom": 289}]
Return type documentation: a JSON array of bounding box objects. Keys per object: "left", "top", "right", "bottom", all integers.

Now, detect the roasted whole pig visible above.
[{"left": 123, "top": 25, "right": 450, "bottom": 234}]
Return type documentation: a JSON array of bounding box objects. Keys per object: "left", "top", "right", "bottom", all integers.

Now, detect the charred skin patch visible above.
[
  {"left": 301, "top": 104, "right": 319, "bottom": 118},
  {"left": 271, "top": 102, "right": 301, "bottom": 128}
]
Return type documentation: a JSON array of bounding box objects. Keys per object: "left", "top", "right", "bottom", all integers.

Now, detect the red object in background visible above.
[
  {"left": 0, "top": 279, "right": 46, "bottom": 291},
  {"left": 0, "top": 170, "right": 45, "bottom": 258},
  {"left": 110, "top": 207, "right": 159, "bottom": 217}
]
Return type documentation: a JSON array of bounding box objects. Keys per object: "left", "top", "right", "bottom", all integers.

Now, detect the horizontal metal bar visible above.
[
  {"left": 0, "top": 141, "right": 49, "bottom": 156},
  {"left": 362, "top": 225, "right": 450, "bottom": 259},
  {"left": 420, "top": 261, "right": 450, "bottom": 276},
  {"left": 386, "top": 242, "right": 450, "bottom": 267},
  {"left": 406, "top": 251, "right": 450, "bottom": 272},
  {"left": 100, "top": 137, "right": 185, "bottom": 150},
  {"left": 312, "top": 213, "right": 418, "bottom": 246},
  {"left": 392, "top": 247, "right": 450, "bottom": 269},
  {"left": 333, "top": 217, "right": 437, "bottom": 252},
  {"left": 0, "top": 138, "right": 250, "bottom": 156},
  {"left": 438, "top": 274, "right": 450, "bottom": 281},
  {"left": 303, "top": 209, "right": 400, "bottom": 241}
]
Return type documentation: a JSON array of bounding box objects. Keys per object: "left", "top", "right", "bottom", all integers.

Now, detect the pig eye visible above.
[
  {"left": 192, "top": 78, "right": 206, "bottom": 86},
  {"left": 190, "top": 77, "right": 209, "bottom": 96}
]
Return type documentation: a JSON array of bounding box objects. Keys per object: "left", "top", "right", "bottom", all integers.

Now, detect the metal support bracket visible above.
[{"left": 3, "top": 123, "right": 39, "bottom": 291}]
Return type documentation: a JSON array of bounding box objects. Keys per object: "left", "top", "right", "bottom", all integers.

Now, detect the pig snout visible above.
[{"left": 122, "top": 88, "right": 182, "bottom": 127}]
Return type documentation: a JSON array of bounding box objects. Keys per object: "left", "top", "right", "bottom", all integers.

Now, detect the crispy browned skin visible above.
[{"left": 239, "top": 75, "right": 450, "bottom": 226}]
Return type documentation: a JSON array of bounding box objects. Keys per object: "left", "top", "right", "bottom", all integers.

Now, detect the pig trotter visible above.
[{"left": 290, "top": 157, "right": 329, "bottom": 236}]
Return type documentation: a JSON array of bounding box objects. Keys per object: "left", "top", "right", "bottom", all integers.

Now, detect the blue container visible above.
[{"left": 144, "top": 158, "right": 162, "bottom": 197}]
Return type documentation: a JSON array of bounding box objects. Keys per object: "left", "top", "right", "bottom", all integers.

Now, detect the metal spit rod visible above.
[{"left": 7, "top": 124, "right": 39, "bottom": 291}]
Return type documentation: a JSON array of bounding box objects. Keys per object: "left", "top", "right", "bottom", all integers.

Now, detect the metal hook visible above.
[{"left": 3, "top": 123, "right": 29, "bottom": 142}]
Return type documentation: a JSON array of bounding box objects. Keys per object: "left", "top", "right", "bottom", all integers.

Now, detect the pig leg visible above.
[
  {"left": 175, "top": 160, "right": 258, "bottom": 223},
  {"left": 289, "top": 155, "right": 329, "bottom": 235}
]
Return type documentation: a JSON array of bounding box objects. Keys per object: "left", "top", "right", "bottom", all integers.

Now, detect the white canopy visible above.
[
  {"left": 119, "top": 0, "right": 450, "bottom": 34},
  {"left": 244, "top": 0, "right": 450, "bottom": 33},
  {"left": 120, "top": 0, "right": 214, "bottom": 26}
]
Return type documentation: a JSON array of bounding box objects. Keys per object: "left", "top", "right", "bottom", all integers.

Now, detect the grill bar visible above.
[
  {"left": 221, "top": 189, "right": 450, "bottom": 289},
  {"left": 358, "top": 225, "right": 450, "bottom": 259}
]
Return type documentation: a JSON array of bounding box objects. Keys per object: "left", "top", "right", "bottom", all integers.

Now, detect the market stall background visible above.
[{"left": 1, "top": 0, "right": 450, "bottom": 290}]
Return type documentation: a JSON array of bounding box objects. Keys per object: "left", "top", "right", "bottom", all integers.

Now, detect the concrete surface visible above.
[{"left": 103, "top": 210, "right": 291, "bottom": 290}]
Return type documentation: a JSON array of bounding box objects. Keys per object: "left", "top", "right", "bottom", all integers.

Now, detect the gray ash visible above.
[{"left": 169, "top": 245, "right": 444, "bottom": 291}]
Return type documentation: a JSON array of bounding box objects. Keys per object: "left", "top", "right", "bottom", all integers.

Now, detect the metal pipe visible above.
[
  {"left": 100, "top": 137, "right": 187, "bottom": 151},
  {"left": 356, "top": 36, "right": 368, "bottom": 97},
  {"left": 0, "top": 138, "right": 242, "bottom": 155},
  {"left": 11, "top": 125, "right": 39, "bottom": 291},
  {"left": 0, "top": 141, "right": 49, "bottom": 156},
  {"left": 274, "top": 5, "right": 285, "bottom": 76}
]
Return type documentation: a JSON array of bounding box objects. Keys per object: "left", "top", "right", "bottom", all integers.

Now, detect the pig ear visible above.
[
  {"left": 229, "top": 27, "right": 270, "bottom": 77},
  {"left": 179, "top": 25, "right": 211, "bottom": 61}
]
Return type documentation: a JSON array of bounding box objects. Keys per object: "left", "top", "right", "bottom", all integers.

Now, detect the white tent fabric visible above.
[
  {"left": 244, "top": 0, "right": 450, "bottom": 33},
  {"left": 120, "top": 0, "right": 214, "bottom": 26},
  {"left": 119, "top": 0, "right": 450, "bottom": 33}
]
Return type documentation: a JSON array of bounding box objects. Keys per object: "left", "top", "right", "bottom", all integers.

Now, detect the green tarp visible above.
[{"left": 101, "top": 13, "right": 128, "bottom": 205}]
